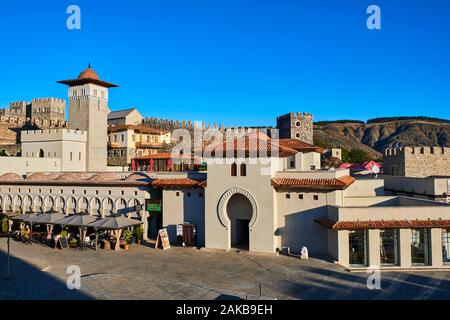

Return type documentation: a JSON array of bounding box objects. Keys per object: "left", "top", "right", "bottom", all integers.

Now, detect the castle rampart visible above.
[{"left": 383, "top": 146, "right": 450, "bottom": 177}]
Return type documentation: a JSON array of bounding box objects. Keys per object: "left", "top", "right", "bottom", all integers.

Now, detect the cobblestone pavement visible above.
[{"left": 2, "top": 238, "right": 450, "bottom": 300}]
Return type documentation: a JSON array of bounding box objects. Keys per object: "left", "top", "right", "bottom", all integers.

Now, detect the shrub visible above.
[{"left": 1, "top": 218, "right": 8, "bottom": 233}]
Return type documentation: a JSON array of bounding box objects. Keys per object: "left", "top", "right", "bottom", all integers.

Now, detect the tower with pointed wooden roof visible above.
[{"left": 58, "top": 64, "right": 118, "bottom": 171}]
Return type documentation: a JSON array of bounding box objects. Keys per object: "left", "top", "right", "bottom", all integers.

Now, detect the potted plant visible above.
[
  {"left": 133, "top": 226, "right": 143, "bottom": 245},
  {"left": 69, "top": 238, "right": 78, "bottom": 248},
  {"left": 122, "top": 229, "right": 131, "bottom": 250},
  {"left": 59, "top": 230, "right": 68, "bottom": 238}
]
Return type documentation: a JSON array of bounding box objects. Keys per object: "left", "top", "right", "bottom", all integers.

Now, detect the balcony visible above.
[
  {"left": 108, "top": 142, "right": 120, "bottom": 148},
  {"left": 135, "top": 141, "right": 163, "bottom": 148}
]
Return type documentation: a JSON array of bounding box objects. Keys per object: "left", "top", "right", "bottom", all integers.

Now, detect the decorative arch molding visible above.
[{"left": 217, "top": 187, "right": 258, "bottom": 230}]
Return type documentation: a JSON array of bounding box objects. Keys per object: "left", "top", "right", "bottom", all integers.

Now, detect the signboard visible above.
[
  {"left": 59, "top": 237, "right": 69, "bottom": 250},
  {"left": 147, "top": 202, "right": 162, "bottom": 212},
  {"left": 155, "top": 228, "right": 170, "bottom": 250}
]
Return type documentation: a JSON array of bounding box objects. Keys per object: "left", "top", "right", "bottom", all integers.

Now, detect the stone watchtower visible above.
[
  {"left": 276, "top": 112, "right": 313, "bottom": 144},
  {"left": 58, "top": 64, "right": 118, "bottom": 172}
]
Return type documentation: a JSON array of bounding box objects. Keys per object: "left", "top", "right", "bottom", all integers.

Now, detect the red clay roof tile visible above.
[{"left": 271, "top": 176, "right": 355, "bottom": 190}]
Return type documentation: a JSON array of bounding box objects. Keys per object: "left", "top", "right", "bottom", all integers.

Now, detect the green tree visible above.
[{"left": 342, "top": 148, "right": 370, "bottom": 164}]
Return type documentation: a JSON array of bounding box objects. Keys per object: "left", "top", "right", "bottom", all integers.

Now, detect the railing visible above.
[
  {"left": 135, "top": 141, "right": 163, "bottom": 148},
  {"left": 108, "top": 142, "right": 120, "bottom": 148}
]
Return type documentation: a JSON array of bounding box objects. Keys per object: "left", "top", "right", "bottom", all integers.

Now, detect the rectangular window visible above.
[
  {"left": 286, "top": 194, "right": 290, "bottom": 199},
  {"left": 70, "top": 152, "right": 73, "bottom": 161},
  {"left": 349, "top": 230, "right": 367, "bottom": 266},
  {"left": 187, "top": 192, "right": 191, "bottom": 197},
  {"left": 135, "top": 191, "right": 138, "bottom": 196},
  {"left": 313, "top": 195, "right": 319, "bottom": 200},
  {"left": 442, "top": 229, "right": 450, "bottom": 264},
  {"left": 310, "top": 165, "right": 316, "bottom": 170},
  {"left": 176, "top": 192, "right": 180, "bottom": 197},
  {"left": 299, "top": 194, "right": 304, "bottom": 200},
  {"left": 121, "top": 191, "right": 124, "bottom": 195},
  {"left": 380, "top": 229, "right": 399, "bottom": 265},
  {"left": 79, "top": 152, "right": 81, "bottom": 161},
  {"left": 411, "top": 229, "right": 431, "bottom": 265}
]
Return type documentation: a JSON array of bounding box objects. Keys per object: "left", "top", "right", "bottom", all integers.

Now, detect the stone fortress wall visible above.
[
  {"left": 384, "top": 146, "right": 450, "bottom": 177},
  {"left": 0, "top": 99, "right": 67, "bottom": 156},
  {"left": 276, "top": 112, "right": 313, "bottom": 144}
]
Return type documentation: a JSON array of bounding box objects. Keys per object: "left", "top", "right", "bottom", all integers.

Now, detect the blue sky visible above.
[{"left": 0, "top": 0, "right": 449, "bottom": 126}]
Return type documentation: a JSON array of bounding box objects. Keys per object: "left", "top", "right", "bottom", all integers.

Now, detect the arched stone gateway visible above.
[{"left": 217, "top": 187, "right": 258, "bottom": 231}]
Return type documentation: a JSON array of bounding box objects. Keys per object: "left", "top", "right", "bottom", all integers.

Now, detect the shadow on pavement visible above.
[{"left": 0, "top": 247, "right": 93, "bottom": 300}]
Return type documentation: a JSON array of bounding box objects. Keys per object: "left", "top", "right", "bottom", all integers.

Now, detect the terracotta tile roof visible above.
[
  {"left": 58, "top": 66, "right": 118, "bottom": 88},
  {"left": 78, "top": 67, "right": 99, "bottom": 80},
  {"left": 271, "top": 176, "right": 355, "bottom": 190},
  {"left": 315, "top": 218, "right": 450, "bottom": 230},
  {"left": 278, "top": 139, "right": 324, "bottom": 153},
  {"left": 150, "top": 178, "right": 206, "bottom": 188},
  {"left": 0, "top": 173, "right": 23, "bottom": 181},
  {"left": 0, "top": 172, "right": 147, "bottom": 187},
  {"left": 205, "top": 133, "right": 298, "bottom": 158}
]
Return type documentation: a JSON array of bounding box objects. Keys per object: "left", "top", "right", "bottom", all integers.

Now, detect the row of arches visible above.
[{"left": 0, "top": 194, "right": 143, "bottom": 217}]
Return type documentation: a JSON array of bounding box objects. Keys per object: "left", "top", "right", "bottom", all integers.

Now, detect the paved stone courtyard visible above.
[{"left": 2, "top": 238, "right": 450, "bottom": 300}]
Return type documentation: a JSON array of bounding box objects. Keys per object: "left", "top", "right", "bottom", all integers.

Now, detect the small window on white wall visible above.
[
  {"left": 70, "top": 152, "right": 73, "bottom": 161},
  {"left": 79, "top": 152, "right": 81, "bottom": 161}
]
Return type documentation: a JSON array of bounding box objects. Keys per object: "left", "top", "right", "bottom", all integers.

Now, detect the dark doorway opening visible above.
[
  {"left": 227, "top": 193, "right": 252, "bottom": 251},
  {"left": 232, "top": 219, "right": 250, "bottom": 249},
  {"left": 39, "top": 149, "right": 44, "bottom": 158}
]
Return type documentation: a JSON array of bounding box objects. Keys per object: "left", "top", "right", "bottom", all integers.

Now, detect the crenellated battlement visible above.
[
  {"left": 276, "top": 112, "right": 314, "bottom": 144},
  {"left": 384, "top": 146, "right": 450, "bottom": 177},
  {"left": 384, "top": 146, "right": 450, "bottom": 156},
  {"left": 21, "top": 128, "right": 87, "bottom": 142},
  {"left": 32, "top": 97, "right": 65, "bottom": 105},
  {"left": 276, "top": 112, "right": 312, "bottom": 121},
  {"left": 143, "top": 117, "right": 225, "bottom": 131}
]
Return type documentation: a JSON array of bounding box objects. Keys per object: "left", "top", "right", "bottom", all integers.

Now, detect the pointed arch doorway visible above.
[
  {"left": 217, "top": 187, "right": 258, "bottom": 251},
  {"left": 227, "top": 193, "right": 252, "bottom": 250}
]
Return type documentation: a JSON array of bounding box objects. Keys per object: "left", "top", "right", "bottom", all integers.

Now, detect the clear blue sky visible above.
[{"left": 0, "top": 0, "right": 449, "bottom": 126}]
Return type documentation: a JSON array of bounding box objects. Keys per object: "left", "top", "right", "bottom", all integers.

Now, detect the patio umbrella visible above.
[
  {"left": 57, "top": 213, "right": 100, "bottom": 248},
  {"left": 12, "top": 213, "right": 43, "bottom": 243},
  {"left": 88, "top": 215, "right": 142, "bottom": 250},
  {"left": 29, "top": 211, "right": 66, "bottom": 240},
  {"left": 57, "top": 213, "right": 99, "bottom": 227}
]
